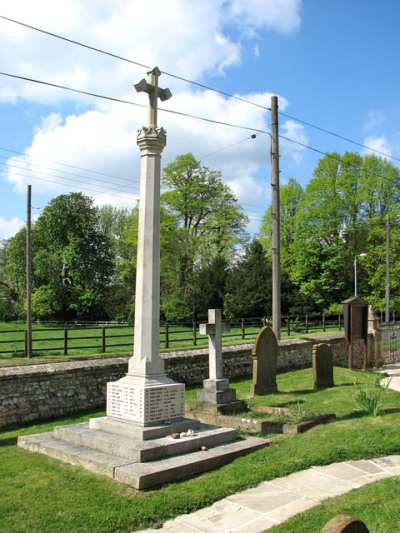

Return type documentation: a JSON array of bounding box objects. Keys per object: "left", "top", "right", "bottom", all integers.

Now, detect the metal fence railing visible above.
[{"left": 381, "top": 324, "right": 400, "bottom": 364}]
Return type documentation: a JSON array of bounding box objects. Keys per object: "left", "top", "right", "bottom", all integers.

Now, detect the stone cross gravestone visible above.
[
  {"left": 197, "top": 309, "right": 245, "bottom": 410},
  {"left": 312, "top": 342, "right": 334, "bottom": 390},
  {"left": 251, "top": 326, "right": 278, "bottom": 396}
]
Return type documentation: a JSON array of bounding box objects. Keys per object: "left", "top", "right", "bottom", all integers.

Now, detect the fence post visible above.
[
  {"left": 287, "top": 316, "right": 291, "bottom": 336},
  {"left": 24, "top": 330, "right": 28, "bottom": 357},
  {"left": 241, "top": 318, "right": 245, "bottom": 339},
  {"left": 102, "top": 327, "right": 106, "bottom": 353},
  {"left": 193, "top": 321, "right": 197, "bottom": 346},
  {"left": 165, "top": 323, "right": 169, "bottom": 349},
  {"left": 64, "top": 328, "right": 68, "bottom": 355},
  {"left": 305, "top": 314, "right": 309, "bottom": 333},
  {"left": 338, "top": 313, "right": 341, "bottom": 331},
  {"left": 322, "top": 313, "right": 326, "bottom": 332}
]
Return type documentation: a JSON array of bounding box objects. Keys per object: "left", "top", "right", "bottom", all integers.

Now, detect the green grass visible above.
[
  {"left": 1, "top": 367, "right": 399, "bottom": 532},
  {"left": 269, "top": 477, "right": 400, "bottom": 532},
  {"left": 0, "top": 319, "right": 342, "bottom": 364}
]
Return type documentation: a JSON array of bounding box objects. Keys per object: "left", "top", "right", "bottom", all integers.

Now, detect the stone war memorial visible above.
[{"left": 18, "top": 68, "right": 268, "bottom": 490}]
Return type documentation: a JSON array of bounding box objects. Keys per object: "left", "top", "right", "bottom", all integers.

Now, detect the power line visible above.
[
  {"left": 279, "top": 111, "right": 400, "bottom": 164},
  {"left": 0, "top": 14, "right": 270, "bottom": 113},
  {"left": 1, "top": 13, "right": 398, "bottom": 162},
  {"left": 0, "top": 71, "right": 266, "bottom": 134}
]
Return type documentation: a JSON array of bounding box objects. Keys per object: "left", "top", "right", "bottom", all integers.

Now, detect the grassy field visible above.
[
  {"left": 0, "top": 367, "right": 399, "bottom": 532},
  {"left": 0, "top": 320, "right": 342, "bottom": 363}
]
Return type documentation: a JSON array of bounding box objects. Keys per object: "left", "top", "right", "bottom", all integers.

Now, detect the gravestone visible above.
[
  {"left": 322, "top": 515, "right": 370, "bottom": 532},
  {"left": 251, "top": 326, "right": 278, "bottom": 396},
  {"left": 196, "top": 309, "right": 246, "bottom": 413},
  {"left": 312, "top": 342, "right": 334, "bottom": 390}
]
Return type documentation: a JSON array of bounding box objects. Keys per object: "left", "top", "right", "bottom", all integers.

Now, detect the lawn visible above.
[
  {"left": 0, "top": 319, "right": 342, "bottom": 364},
  {"left": 0, "top": 367, "right": 399, "bottom": 532}
]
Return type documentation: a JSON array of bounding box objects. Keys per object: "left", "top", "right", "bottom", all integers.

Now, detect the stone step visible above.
[
  {"left": 18, "top": 430, "right": 270, "bottom": 490},
  {"left": 114, "top": 436, "right": 270, "bottom": 489},
  {"left": 54, "top": 422, "right": 239, "bottom": 462},
  {"left": 18, "top": 432, "right": 130, "bottom": 479}
]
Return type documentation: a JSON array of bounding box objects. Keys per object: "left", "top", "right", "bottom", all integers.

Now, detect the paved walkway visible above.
[{"left": 142, "top": 364, "right": 400, "bottom": 533}]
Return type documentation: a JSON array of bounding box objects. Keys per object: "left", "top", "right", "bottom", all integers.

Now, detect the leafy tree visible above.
[
  {"left": 29, "top": 193, "right": 115, "bottom": 320},
  {"left": 259, "top": 178, "right": 309, "bottom": 315},
  {"left": 161, "top": 153, "right": 249, "bottom": 319},
  {"left": 289, "top": 152, "right": 400, "bottom": 312},
  {"left": 224, "top": 239, "right": 272, "bottom": 318}
]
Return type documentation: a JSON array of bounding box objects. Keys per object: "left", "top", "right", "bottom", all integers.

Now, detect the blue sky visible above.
[{"left": 0, "top": 0, "right": 399, "bottom": 239}]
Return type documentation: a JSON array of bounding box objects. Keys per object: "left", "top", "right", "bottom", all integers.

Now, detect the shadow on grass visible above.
[
  {"left": 0, "top": 436, "right": 18, "bottom": 447},
  {"left": 338, "top": 407, "right": 400, "bottom": 421}
]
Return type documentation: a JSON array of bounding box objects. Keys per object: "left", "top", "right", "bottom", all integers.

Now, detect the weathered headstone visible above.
[
  {"left": 196, "top": 309, "right": 246, "bottom": 412},
  {"left": 312, "top": 342, "right": 334, "bottom": 390},
  {"left": 251, "top": 326, "right": 278, "bottom": 396},
  {"left": 322, "top": 515, "right": 370, "bottom": 532}
]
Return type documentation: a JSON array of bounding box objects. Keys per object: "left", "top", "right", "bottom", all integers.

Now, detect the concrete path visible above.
[
  {"left": 379, "top": 361, "right": 400, "bottom": 392},
  {"left": 141, "top": 456, "right": 400, "bottom": 532},
  {"left": 141, "top": 365, "right": 400, "bottom": 533}
]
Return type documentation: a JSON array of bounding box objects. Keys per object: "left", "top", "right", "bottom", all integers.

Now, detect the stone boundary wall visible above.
[{"left": 0, "top": 333, "right": 365, "bottom": 428}]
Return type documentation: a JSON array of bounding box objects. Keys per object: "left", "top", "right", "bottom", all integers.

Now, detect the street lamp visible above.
[{"left": 354, "top": 253, "right": 367, "bottom": 297}]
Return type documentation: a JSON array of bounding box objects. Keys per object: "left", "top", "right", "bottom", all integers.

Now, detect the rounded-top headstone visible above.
[{"left": 322, "top": 514, "right": 370, "bottom": 533}]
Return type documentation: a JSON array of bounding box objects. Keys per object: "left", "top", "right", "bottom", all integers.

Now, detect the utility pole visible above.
[
  {"left": 271, "top": 96, "right": 281, "bottom": 340},
  {"left": 26, "top": 185, "right": 32, "bottom": 358},
  {"left": 385, "top": 214, "right": 390, "bottom": 323}
]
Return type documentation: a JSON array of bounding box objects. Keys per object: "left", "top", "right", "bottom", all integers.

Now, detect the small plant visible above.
[{"left": 353, "top": 375, "right": 391, "bottom": 416}]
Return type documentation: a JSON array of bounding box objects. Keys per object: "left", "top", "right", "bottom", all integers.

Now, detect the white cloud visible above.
[
  {"left": 0, "top": 0, "right": 304, "bottom": 236},
  {"left": 363, "top": 136, "right": 392, "bottom": 160},
  {"left": 228, "top": 0, "right": 301, "bottom": 34},
  {"left": 280, "top": 119, "right": 309, "bottom": 165},
  {"left": 0, "top": 0, "right": 302, "bottom": 104},
  {"left": 0, "top": 216, "right": 25, "bottom": 239},
  {"left": 364, "top": 110, "right": 385, "bottom": 133}
]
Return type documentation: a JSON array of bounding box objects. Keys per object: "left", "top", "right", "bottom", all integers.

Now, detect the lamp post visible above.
[{"left": 354, "top": 253, "right": 367, "bottom": 297}]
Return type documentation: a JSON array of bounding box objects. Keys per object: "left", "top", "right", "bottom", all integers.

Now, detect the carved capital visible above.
[{"left": 136, "top": 126, "right": 167, "bottom": 152}]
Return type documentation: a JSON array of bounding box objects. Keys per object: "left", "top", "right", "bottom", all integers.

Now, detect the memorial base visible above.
[
  {"left": 197, "top": 378, "right": 240, "bottom": 405},
  {"left": 107, "top": 374, "right": 185, "bottom": 426}
]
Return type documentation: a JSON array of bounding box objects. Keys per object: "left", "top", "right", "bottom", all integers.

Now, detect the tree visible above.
[
  {"left": 289, "top": 152, "right": 400, "bottom": 312},
  {"left": 224, "top": 239, "right": 272, "bottom": 319},
  {"left": 98, "top": 205, "right": 137, "bottom": 321},
  {"left": 259, "top": 178, "right": 308, "bottom": 314},
  {"left": 161, "top": 153, "right": 249, "bottom": 320},
  {"left": 29, "top": 193, "right": 115, "bottom": 320}
]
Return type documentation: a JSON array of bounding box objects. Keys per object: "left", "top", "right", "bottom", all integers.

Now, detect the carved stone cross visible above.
[
  {"left": 134, "top": 66, "right": 172, "bottom": 127},
  {"left": 199, "top": 309, "right": 230, "bottom": 380}
]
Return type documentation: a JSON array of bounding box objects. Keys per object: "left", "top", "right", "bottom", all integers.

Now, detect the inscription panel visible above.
[{"left": 107, "top": 382, "right": 184, "bottom": 424}]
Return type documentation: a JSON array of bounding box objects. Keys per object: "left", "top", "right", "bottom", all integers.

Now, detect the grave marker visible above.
[
  {"left": 197, "top": 309, "right": 245, "bottom": 411},
  {"left": 322, "top": 515, "right": 370, "bottom": 532},
  {"left": 312, "top": 342, "right": 334, "bottom": 390},
  {"left": 251, "top": 326, "right": 278, "bottom": 395}
]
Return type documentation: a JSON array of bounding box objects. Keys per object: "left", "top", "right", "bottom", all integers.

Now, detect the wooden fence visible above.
[{"left": 0, "top": 313, "right": 343, "bottom": 358}]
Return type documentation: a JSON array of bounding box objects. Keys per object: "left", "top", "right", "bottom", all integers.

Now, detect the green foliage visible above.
[
  {"left": 353, "top": 374, "right": 390, "bottom": 416},
  {"left": 278, "top": 152, "right": 400, "bottom": 312},
  {"left": 161, "top": 153, "right": 249, "bottom": 319},
  {"left": 224, "top": 239, "right": 272, "bottom": 318}
]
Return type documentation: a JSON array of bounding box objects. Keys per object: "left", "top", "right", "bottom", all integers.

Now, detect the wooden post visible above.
[
  {"left": 26, "top": 185, "right": 32, "bottom": 358},
  {"left": 271, "top": 96, "right": 281, "bottom": 340},
  {"left": 64, "top": 328, "right": 68, "bottom": 356},
  {"left": 165, "top": 323, "right": 169, "bottom": 349},
  {"left": 102, "top": 327, "right": 106, "bottom": 353}
]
